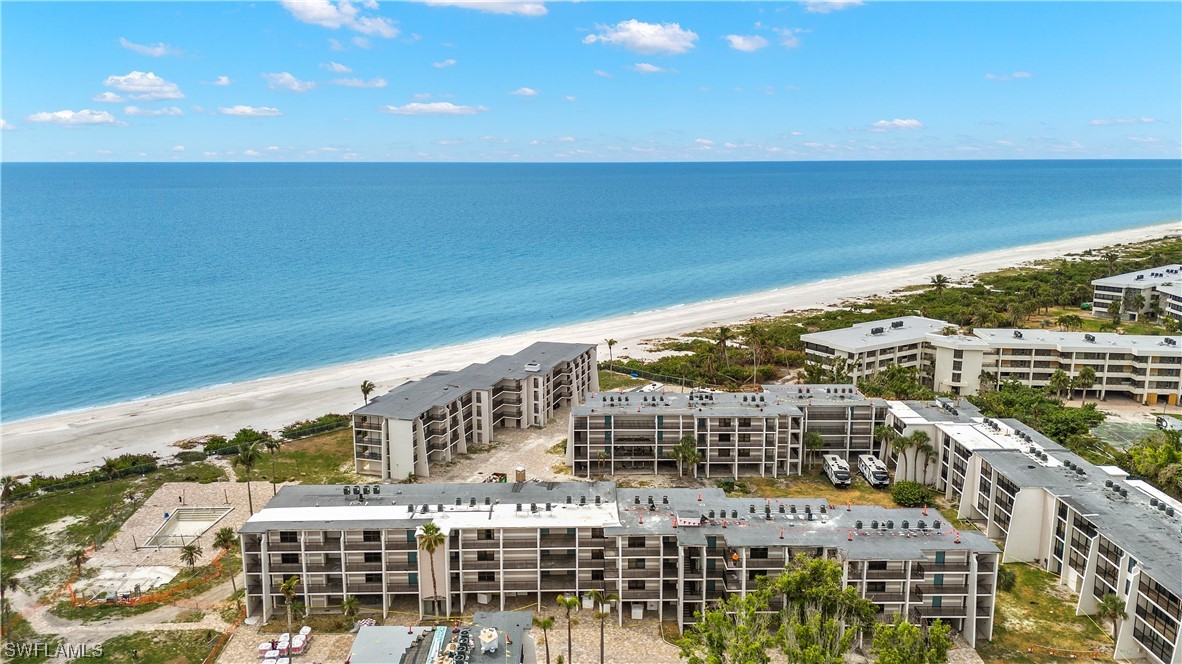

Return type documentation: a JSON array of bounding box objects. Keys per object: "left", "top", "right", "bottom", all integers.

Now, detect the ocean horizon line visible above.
[{"left": 5, "top": 157, "right": 1182, "bottom": 166}]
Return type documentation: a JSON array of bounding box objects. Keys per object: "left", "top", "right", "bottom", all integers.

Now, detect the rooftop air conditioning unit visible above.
[
  {"left": 871, "top": 327, "right": 885, "bottom": 335},
  {"left": 1084, "top": 334, "right": 1096, "bottom": 343},
  {"left": 891, "top": 321, "right": 904, "bottom": 329},
  {"left": 1013, "top": 330, "right": 1023, "bottom": 339},
  {"left": 524, "top": 362, "right": 541, "bottom": 372}
]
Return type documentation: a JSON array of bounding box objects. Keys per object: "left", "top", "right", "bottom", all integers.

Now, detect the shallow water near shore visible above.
[{"left": 2, "top": 159, "right": 1179, "bottom": 421}]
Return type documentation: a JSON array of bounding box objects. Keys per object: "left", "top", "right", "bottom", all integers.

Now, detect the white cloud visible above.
[
  {"left": 119, "top": 37, "right": 181, "bottom": 57},
  {"left": 202, "top": 151, "right": 219, "bottom": 157},
  {"left": 26, "top": 109, "right": 123, "bottom": 126},
  {"left": 695, "top": 138, "right": 714, "bottom": 146},
  {"left": 211, "top": 75, "right": 232, "bottom": 86},
  {"left": 1127, "top": 135, "right": 1160, "bottom": 143},
  {"left": 724, "top": 34, "right": 768, "bottom": 52},
  {"left": 219, "top": 105, "right": 283, "bottom": 117},
  {"left": 556, "top": 136, "right": 575, "bottom": 143},
  {"left": 280, "top": 0, "right": 399, "bottom": 38},
  {"left": 329, "top": 38, "right": 345, "bottom": 51},
  {"left": 803, "top": 0, "right": 862, "bottom": 13},
  {"left": 985, "top": 71, "right": 1032, "bottom": 81},
  {"left": 562, "top": 96, "right": 577, "bottom": 102},
  {"left": 380, "top": 102, "right": 489, "bottom": 115},
  {"left": 172, "top": 145, "right": 185, "bottom": 152},
  {"left": 871, "top": 118, "right": 924, "bottom": 130},
  {"left": 629, "top": 63, "right": 673, "bottom": 74},
  {"left": 594, "top": 69, "right": 613, "bottom": 78},
  {"left": 267, "top": 146, "right": 282, "bottom": 151},
  {"left": 1, "top": 119, "right": 14, "bottom": 131},
  {"left": 353, "top": 36, "right": 371, "bottom": 48},
  {"left": 332, "top": 77, "right": 388, "bottom": 88},
  {"left": 773, "top": 27, "right": 805, "bottom": 48},
  {"left": 125, "top": 105, "right": 184, "bottom": 116},
  {"left": 436, "top": 139, "right": 465, "bottom": 145},
  {"left": 420, "top": 1, "right": 547, "bottom": 16},
  {"left": 583, "top": 19, "right": 698, "bottom": 55},
  {"left": 97, "top": 149, "right": 113, "bottom": 155},
  {"left": 1089, "top": 117, "right": 1157, "bottom": 126},
  {"left": 321, "top": 61, "right": 352, "bottom": 73},
  {"left": 244, "top": 149, "right": 263, "bottom": 157},
  {"left": 433, "top": 59, "right": 458, "bottom": 68},
  {"left": 510, "top": 87, "right": 539, "bottom": 96},
  {"left": 93, "top": 92, "right": 124, "bottom": 103},
  {"left": 104, "top": 71, "right": 184, "bottom": 101},
  {"left": 263, "top": 72, "right": 317, "bottom": 92}
]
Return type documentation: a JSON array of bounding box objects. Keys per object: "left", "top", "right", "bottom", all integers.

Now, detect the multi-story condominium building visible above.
[
  {"left": 886, "top": 399, "right": 1182, "bottom": 663},
  {"left": 1091, "top": 264, "right": 1182, "bottom": 322},
  {"left": 801, "top": 317, "right": 1180, "bottom": 405},
  {"left": 566, "top": 385, "right": 888, "bottom": 478},
  {"left": 239, "top": 481, "right": 1000, "bottom": 646},
  {"left": 351, "top": 342, "right": 597, "bottom": 479}
]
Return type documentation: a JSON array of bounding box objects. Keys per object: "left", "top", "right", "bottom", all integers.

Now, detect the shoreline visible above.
[{"left": 2, "top": 221, "right": 1178, "bottom": 478}]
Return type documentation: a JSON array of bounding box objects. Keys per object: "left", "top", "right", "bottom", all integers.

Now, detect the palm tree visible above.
[
  {"left": 279, "top": 575, "right": 301, "bottom": 635},
  {"left": 100, "top": 457, "right": 121, "bottom": 511},
  {"left": 918, "top": 441, "right": 936, "bottom": 486},
  {"left": 341, "top": 595, "right": 361, "bottom": 617},
  {"left": 908, "top": 431, "right": 931, "bottom": 484},
  {"left": 360, "top": 380, "right": 376, "bottom": 405},
  {"left": 234, "top": 441, "right": 262, "bottom": 515},
  {"left": 180, "top": 542, "right": 203, "bottom": 568},
  {"left": 1048, "top": 369, "right": 1072, "bottom": 398},
  {"left": 890, "top": 434, "right": 912, "bottom": 481},
  {"left": 666, "top": 434, "right": 702, "bottom": 478},
  {"left": 1096, "top": 593, "right": 1127, "bottom": 641},
  {"left": 555, "top": 594, "right": 581, "bottom": 664},
  {"left": 802, "top": 432, "right": 824, "bottom": 472},
  {"left": 264, "top": 437, "right": 282, "bottom": 497},
  {"left": 585, "top": 589, "right": 619, "bottom": 664},
  {"left": 0, "top": 476, "right": 17, "bottom": 509},
  {"left": 213, "top": 527, "right": 240, "bottom": 607},
  {"left": 873, "top": 425, "right": 896, "bottom": 460},
  {"left": 604, "top": 339, "right": 617, "bottom": 372},
  {"left": 930, "top": 274, "right": 950, "bottom": 294},
  {"left": 1103, "top": 252, "right": 1118, "bottom": 274},
  {"left": 743, "top": 324, "right": 764, "bottom": 385},
  {"left": 1074, "top": 366, "right": 1097, "bottom": 403},
  {"left": 417, "top": 522, "right": 446, "bottom": 617},
  {"left": 533, "top": 614, "right": 555, "bottom": 664},
  {"left": 1131, "top": 293, "right": 1146, "bottom": 316},
  {"left": 714, "top": 327, "right": 734, "bottom": 367}
]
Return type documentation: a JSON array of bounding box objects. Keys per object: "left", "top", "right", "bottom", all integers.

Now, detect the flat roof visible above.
[
  {"left": 973, "top": 328, "right": 1180, "bottom": 354},
  {"left": 799, "top": 316, "right": 952, "bottom": 352},
  {"left": 354, "top": 341, "right": 594, "bottom": 421},
  {"left": 1092, "top": 264, "right": 1182, "bottom": 288},
  {"left": 349, "top": 611, "right": 531, "bottom": 664},
  {"left": 572, "top": 390, "right": 803, "bottom": 418}
]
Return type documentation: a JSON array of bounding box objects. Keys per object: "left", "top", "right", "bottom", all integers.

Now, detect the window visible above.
[
  {"left": 365, "top": 573, "right": 381, "bottom": 584},
  {"left": 591, "top": 528, "right": 604, "bottom": 539},
  {"left": 628, "top": 580, "right": 645, "bottom": 590},
  {"left": 592, "top": 570, "right": 604, "bottom": 581},
  {"left": 407, "top": 530, "right": 417, "bottom": 542},
  {"left": 475, "top": 393, "right": 482, "bottom": 403},
  {"left": 409, "top": 573, "right": 418, "bottom": 584},
  {"left": 750, "top": 548, "right": 769, "bottom": 559},
  {"left": 281, "top": 553, "right": 299, "bottom": 564},
  {"left": 629, "top": 537, "right": 647, "bottom": 548},
  {"left": 279, "top": 532, "right": 298, "bottom": 543},
  {"left": 480, "top": 529, "right": 495, "bottom": 541},
  {"left": 362, "top": 530, "right": 380, "bottom": 542},
  {"left": 718, "top": 448, "right": 731, "bottom": 458},
  {"left": 478, "top": 572, "right": 495, "bottom": 582},
  {"left": 592, "top": 550, "right": 604, "bottom": 560},
  {"left": 364, "top": 552, "right": 381, "bottom": 563},
  {"left": 408, "top": 552, "right": 417, "bottom": 564},
  {"left": 629, "top": 559, "right": 646, "bottom": 570},
  {"left": 477, "top": 551, "right": 495, "bottom": 562}
]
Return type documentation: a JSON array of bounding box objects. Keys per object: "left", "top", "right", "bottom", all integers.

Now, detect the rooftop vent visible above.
[
  {"left": 933, "top": 519, "right": 941, "bottom": 529},
  {"left": 524, "top": 362, "right": 541, "bottom": 372},
  {"left": 871, "top": 327, "right": 885, "bottom": 335},
  {"left": 709, "top": 510, "right": 715, "bottom": 518},
  {"left": 891, "top": 320, "right": 904, "bottom": 329},
  {"left": 456, "top": 497, "right": 462, "bottom": 505},
  {"left": 731, "top": 510, "right": 738, "bottom": 519},
  {"left": 1169, "top": 507, "right": 1176, "bottom": 517},
  {"left": 1105, "top": 480, "right": 1114, "bottom": 488},
  {"left": 343, "top": 486, "right": 351, "bottom": 496},
  {"left": 886, "top": 520, "right": 894, "bottom": 529},
  {"left": 1165, "top": 338, "right": 1178, "bottom": 347},
  {"left": 856, "top": 520, "right": 864, "bottom": 529},
  {"left": 1084, "top": 334, "right": 1096, "bottom": 343},
  {"left": 902, "top": 520, "right": 910, "bottom": 529},
  {"left": 595, "top": 495, "right": 602, "bottom": 505},
  {"left": 580, "top": 496, "right": 586, "bottom": 505},
  {"left": 918, "top": 520, "right": 926, "bottom": 529},
  {"left": 1014, "top": 330, "right": 1023, "bottom": 339},
  {"left": 871, "top": 520, "right": 879, "bottom": 529},
  {"left": 485, "top": 497, "right": 491, "bottom": 505}
]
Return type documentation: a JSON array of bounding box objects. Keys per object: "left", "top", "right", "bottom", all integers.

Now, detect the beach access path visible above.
[{"left": 2, "top": 222, "right": 1177, "bottom": 479}]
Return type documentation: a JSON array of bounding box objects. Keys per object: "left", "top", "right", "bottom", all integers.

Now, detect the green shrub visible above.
[
  {"left": 202, "top": 436, "right": 230, "bottom": 453},
  {"left": 997, "top": 565, "right": 1017, "bottom": 592},
  {"left": 890, "top": 481, "right": 931, "bottom": 507}
]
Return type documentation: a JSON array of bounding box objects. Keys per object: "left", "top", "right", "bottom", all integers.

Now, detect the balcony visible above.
[
  {"left": 865, "top": 568, "right": 909, "bottom": 580},
  {"left": 461, "top": 559, "right": 500, "bottom": 570},
  {"left": 344, "top": 562, "right": 384, "bottom": 572},
  {"left": 304, "top": 541, "right": 343, "bottom": 552},
  {"left": 267, "top": 542, "right": 303, "bottom": 551},
  {"left": 866, "top": 592, "right": 907, "bottom": 603},
  {"left": 344, "top": 541, "right": 383, "bottom": 550},
  {"left": 503, "top": 559, "right": 539, "bottom": 570},
  {"left": 912, "top": 605, "right": 968, "bottom": 618},
  {"left": 268, "top": 563, "right": 303, "bottom": 572},
  {"left": 502, "top": 539, "right": 539, "bottom": 549},
  {"left": 387, "top": 583, "right": 418, "bottom": 593},
  {"left": 619, "top": 546, "right": 661, "bottom": 557},
  {"left": 540, "top": 578, "right": 578, "bottom": 590},
  {"left": 346, "top": 582, "right": 385, "bottom": 593},
  {"left": 305, "top": 563, "right": 343, "bottom": 573},
  {"left": 540, "top": 556, "right": 577, "bottom": 570},
  {"left": 917, "top": 583, "right": 969, "bottom": 595},
  {"left": 926, "top": 562, "right": 971, "bottom": 573},
  {"left": 463, "top": 539, "right": 500, "bottom": 550},
  {"left": 303, "top": 583, "right": 344, "bottom": 594},
  {"left": 621, "top": 589, "right": 661, "bottom": 600},
  {"left": 540, "top": 534, "right": 577, "bottom": 548}
]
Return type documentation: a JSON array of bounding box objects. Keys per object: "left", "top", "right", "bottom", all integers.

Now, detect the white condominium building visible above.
[
  {"left": 887, "top": 399, "right": 1182, "bottom": 664},
  {"left": 1091, "top": 264, "right": 1182, "bottom": 322},
  {"left": 239, "top": 481, "right": 1000, "bottom": 646},
  {"left": 801, "top": 316, "right": 1180, "bottom": 406},
  {"left": 567, "top": 385, "right": 888, "bottom": 478},
  {"left": 351, "top": 342, "right": 598, "bottom": 480}
]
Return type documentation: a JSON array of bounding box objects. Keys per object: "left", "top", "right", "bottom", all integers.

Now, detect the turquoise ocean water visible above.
[{"left": 2, "top": 160, "right": 1179, "bottom": 421}]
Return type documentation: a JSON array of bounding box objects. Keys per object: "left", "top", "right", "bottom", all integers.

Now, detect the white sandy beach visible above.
[{"left": 2, "top": 222, "right": 1178, "bottom": 479}]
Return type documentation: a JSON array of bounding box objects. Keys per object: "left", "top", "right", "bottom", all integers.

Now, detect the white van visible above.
[
  {"left": 822, "top": 454, "right": 851, "bottom": 488},
  {"left": 858, "top": 454, "right": 890, "bottom": 488}
]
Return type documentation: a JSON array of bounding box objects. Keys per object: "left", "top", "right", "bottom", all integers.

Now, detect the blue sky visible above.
[{"left": 2, "top": 1, "right": 1179, "bottom": 162}]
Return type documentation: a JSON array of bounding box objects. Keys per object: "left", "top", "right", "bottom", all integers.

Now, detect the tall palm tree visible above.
[
  {"left": 930, "top": 274, "right": 950, "bottom": 294},
  {"left": 585, "top": 589, "right": 619, "bottom": 664},
  {"left": 0, "top": 476, "right": 17, "bottom": 509},
  {"left": 1103, "top": 252, "right": 1118, "bottom": 274},
  {"left": 279, "top": 575, "right": 301, "bottom": 635},
  {"left": 873, "top": 424, "right": 896, "bottom": 458},
  {"left": 666, "top": 434, "right": 702, "bottom": 478},
  {"left": 908, "top": 431, "right": 931, "bottom": 484},
  {"left": 918, "top": 441, "right": 936, "bottom": 486},
  {"left": 180, "top": 542, "right": 203, "bottom": 568},
  {"left": 533, "top": 614, "right": 555, "bottom": 664},
  {"left": 604, "top": 339, "right": 617, "bottom": 372},
  {"left": 213, "top": 527, "right": 240, "bottom": 607},
  {"left": 417, "top": 522, "right": 446, "bottom": 616},
  {"left": 1074, "top": 366, "right": 1097, "bottom": 403},
  {"left": 714, "top": 327, "right": 734, "bottom": 367},
  {"left": 890, "top": 434, "right": 912, "bottom": 481},
  {"left": 360, "top": 380, "right": 376, "bottom": 405},
  {"left": 743, "top": 324, "right": 764, "bottom": 385},
  {"left": 555, "top": 594, "right": 581, "bottom": 664},
  {"left": 1096, "top": 593, "right": 1127, "bottom": 641},
  {"left": 1048, "top": 369, "right": 1072, "bottom": 398},
  {"left": 234, "top": 441, "right": 262, "bottom": 515},
  {"left": 802, "top": 432, "right": 824, "bottom": 472},
  {"left": 341, "top": 595, "right": 361, "bottom": 617},
  {"left": 263, "top": 437, "right": 282, "bottom": 497}
]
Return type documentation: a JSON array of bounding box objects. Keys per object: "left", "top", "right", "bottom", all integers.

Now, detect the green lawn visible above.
[
  {"left": 1025, "top": 306, "right": 1169, "bottom": 336},
  {"left": 977, "top": 564, "right": 1110, "bottom": 663},
  {"left": 92, "top": 630, "right": 220, "bottom": 664},
  {"left": 597, "top": 370, "right": 648, "bottom": 392},
  {"left": 250, "top": 428, "right": 358, "bottom": 486}
]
